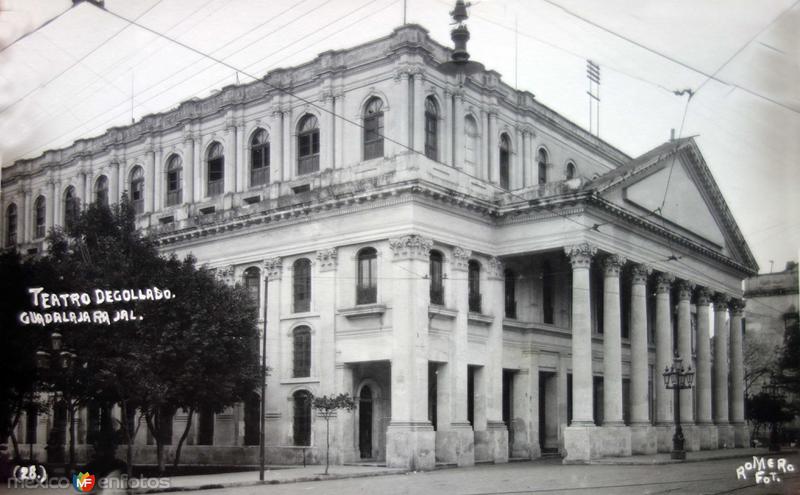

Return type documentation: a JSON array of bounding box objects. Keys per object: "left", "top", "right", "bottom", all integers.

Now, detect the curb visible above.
[
  {"left": 133, "top": 469, "right": 410, "bottom": 493},
  {"left": 586, "top": 449, "right": 798, "bottom": 466}
]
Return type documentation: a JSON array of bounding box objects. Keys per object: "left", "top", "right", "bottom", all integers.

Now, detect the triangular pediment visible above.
[{"left": 590, "top": 139, "right": 758, "bottom": 274}]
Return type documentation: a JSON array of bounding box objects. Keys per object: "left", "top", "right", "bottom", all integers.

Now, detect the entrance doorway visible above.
[
  {"left": 359, "top": 386, "right": 373, "bottom": 459},
  {"left": 502, "top": 369, "right": 515, "bottom": 456},
  {"left": 538, "top": 371, "right": 559, "bottom": 452}
]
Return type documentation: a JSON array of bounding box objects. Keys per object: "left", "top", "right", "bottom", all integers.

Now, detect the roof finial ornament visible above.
[{"left": 440, "top": 0, "right": 484, "bottom": 76}]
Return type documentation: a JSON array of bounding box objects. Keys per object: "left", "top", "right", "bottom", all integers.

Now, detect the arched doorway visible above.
[{"left": 359, "top": 386, "right": 373, "bottom": 459}]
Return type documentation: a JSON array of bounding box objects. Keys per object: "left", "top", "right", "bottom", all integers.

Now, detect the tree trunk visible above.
[
  {"left": 9, "top": 407, "right": 21, "bottom": 461},
  {"left": 118, "top": 401, "right": 136, "bottom": 479},
  {"left": 68, "top": 402, "right": 76, "bottom": 473},
  {"left": 325, "top": 418, "right": 330, "bottom": 475},
  {"left": 173, "top": 408, "right": 195, "bottom": 468},
  {"left": 157, "top": 443, "right": 165, "bottom": 473}
]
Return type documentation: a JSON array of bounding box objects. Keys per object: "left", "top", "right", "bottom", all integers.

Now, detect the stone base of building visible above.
[
  {"left": 681, "top": 424, "right": 701, "bottom": 452},
  {"left": 435, "top": 423, "right": 475, "bottom": 466},
  {"left": 562, "top": 424, "right": 631, "bottom": 463},
  {"left": 695, "top": 423, "right": 718, "bottom": 450},
  {"left": 717, "top": 424, "right": 735, "bottom": 449},
  {"left": 655, "top": 425, "right": 674, "bottom": 453},
  {"left": 630, "top": 423, "right": 657, "bottom": 454},
  {"left": 733, "top": 423, "right": 750, "bottom": 448},
  {"left": 474, "top": 422, "right": 509, "bottom": 463},
  {"left": 386, "top": 421, "right": 436, "bottom": 470}
]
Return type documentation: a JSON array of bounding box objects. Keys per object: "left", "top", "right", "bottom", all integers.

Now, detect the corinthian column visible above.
[
  {"left": 654, "top": 273, "right": 674, "bottom": 426},
  {"left": 729, "top": 299, "right": 748, "bottom": 447},
  {"left": 695, "top": 288, "right": 713, "bottom": 425},
  {"left": 675, "top": 280, "right": 695, "bottom": 425},
  {"left": 565, "top": 243, "right": 597, "bottom": 426},
  {"left": 713, "top": 293, "right": 730, "bottom": 426},
  {"left": 601, "top": 254, "right": 626, "bottom": 426}
]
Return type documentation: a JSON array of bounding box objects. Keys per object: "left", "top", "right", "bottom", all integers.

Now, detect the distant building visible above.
[{"left": 2, "top": 9, "right": 758, "bottom": 467}]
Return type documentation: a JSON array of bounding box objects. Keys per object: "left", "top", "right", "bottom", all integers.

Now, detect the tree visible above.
[
  {"left": 743, "top": 330, "right": 781, "bottom": 398},
  {"left": 310, "top": 394, "right": 355, "bottom": 475}
]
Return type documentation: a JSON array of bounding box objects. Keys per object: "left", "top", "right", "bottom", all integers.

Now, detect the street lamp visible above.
[
  {"left": 36, "top": 332, "right": 79, "bottom": 474},
  {"left": 663, "top": 351, "right": 695, "bottom": 460},
  {"left": 764, "top": 375, "right": 785, "bottom": 453}
]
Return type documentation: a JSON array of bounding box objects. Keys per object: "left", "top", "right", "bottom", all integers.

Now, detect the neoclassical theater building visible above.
[{"left": 2, "top": 15, "right": 757, "bottom": 468}]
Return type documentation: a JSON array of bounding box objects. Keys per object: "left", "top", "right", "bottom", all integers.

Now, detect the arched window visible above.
[
  {"left": 292, "top": 390, "right": 312, "bottom": 446},
  {"left": 297, "top": 115, "right": 320, "bottom": 175},
  {"left": 504, "top": 269, "right": 517, "bottom": 319},
  {"left": 64, "top": 186, "right": 79, "bottom": 230},
  {"left": 356, "top": 247, "right": 378, "bottom": 304},
  {"left": 293, "top": 258, "right": 311, "bottom": 313},
  {"left": 425, "top": 96, "right": 440, "bottom": 160},
  {"left": 468, "top": 260, "right": 481, "bottom": 313},
  {"left": 34, "top": 196, "right": 46, "bottom": 239},
  {"left": 243, "top": 267, "right": 261, "bottom": 306},
  {"left": 130, "top": 167, "right": 145, "bottom": 214},
  {"left": 429, "top": 250, "right": 444, "bottom": 305},
  {"left": 166, "top": 155, "right": 183, "bottom": 206},
  {"left": 499, "top": 133, "right": 511, "bottom": 190},
  {"left": 5, "top": 203, "right": 17, "bottom": 247},
  {"left": 566, "top": 161, "right": 576, "bottom": 180},
  {"left": 464, "top": 115, "right": 479, "bottom": 176},
  {"left": 94, "top": 175, "right": 108, "bottom": 207},
  {"left": 250, "top": 129, "right": 270, "bottom": 186},
  {"left": 293, "top": 326, "right": 311, "bottom": 378},
  {"left": 363, "top": 97, "right": 384, "bottom": 160},
  {"left": 537, "top": 148, "right": 548, "bottom": 185},
  {"left": 207, "top": 142, "right": 224, "bottom": 196}
]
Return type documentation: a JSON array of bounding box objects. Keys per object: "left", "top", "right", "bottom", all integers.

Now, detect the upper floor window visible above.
[
  {"left": 94, "top": 175, "right": 109, "bottom": 207},
  {"left": 429, "top": 250, "right": 444, "bottom": 305},
  {"left": 243, "top": 267, "right": 261, "bottom": 307},
  {"left": 356, "top": 247, "right": 377, "bottom": 305},
  {"left": 64, "top": 186, "right": 79, "bottom": 230},
  {"left": 363, "top": 97, "right": 384, "bottom": 160},
  {"left": 166, "top": 155, "right": 183, "bottom": 206},
  {"left": 207, "top": 142, "right": 224, "bottom": 196},
  {"left": 293, "top": 258, "right": 311, "bottom": 313},
  {"left": 130, "top": 167, "right": 145, "bottom": 214},
  {"left": 292, "top": 390, "right": 312, "bottom": 445},
  {"left": 504, "top": 269, "right": 517, "bottom": 319},
  {"left": 292, "top": 326, "right": 311, "bottom": 378},
  {"left": 34, "top": 196, "right": 46, "bottom": 239},
  {"left": 542, "top": 260, "right": 555, "bottom": 324},
  {"left": 566, "top": 161, "right": 576, "bottom": 180},
  {"left": 468, "top": 260, "right": 481, "bottom": 313},
  {"left": 464, "top": 115, "right": 479, "bottom": 176},
  {"left": 537, "top": 148, "right": 548, "bottom": 185},
  {"left": 424, "top": 96, "right": 439, "bottom": 160},
  {"left": 5, "top": 203, "right": 17, "bottom": 247},
  {"left": 297, "top": 115, "right": 320, "bottom": 175},
  {"left": 499, "top": 133, "right": 511, "bottom": 190},
  {"left": 250, "top": 129, "right": 270, "bottom": 186}
]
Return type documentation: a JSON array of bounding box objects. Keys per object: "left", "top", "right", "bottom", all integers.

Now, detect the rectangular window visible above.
[{"left": 197, "top": 407, "right": 214, "bottom": 446}]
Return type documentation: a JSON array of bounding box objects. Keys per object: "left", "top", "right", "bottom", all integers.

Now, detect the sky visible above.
[{"left": 0, "top": 0, "right": 797, "bottom": 274}]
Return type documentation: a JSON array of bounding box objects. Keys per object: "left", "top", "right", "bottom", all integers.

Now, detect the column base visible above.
[
  {"left": 474, "top": 422, "right": 508, "bottom": 463},
  {"left": 630, "top": 423, "right": 657, "bottom": 454},
  {"left": 733, "top": 422, "right": 750, "bottom": 448},
  {"left": 563, "top": 425, "right": 631, "bottom": 463},
  {"left": 695, "top": 423, "right": 718, "bottom": 450},
  {"left": 655, "top": 424, "right": 674, "bottom": 453},
  {"left": 435, "top": 423, "right": 475, "bottom": 467},
  {"left": 717, "top": 424, "right": 735, "bottom": 449},
  {"left": 386, "top": 421, "right": 436, "bottom": 470}
]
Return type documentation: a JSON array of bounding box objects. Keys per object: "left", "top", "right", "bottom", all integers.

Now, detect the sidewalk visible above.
[
  {"left": 588, "top": 447, "right": 795, "bottom": 465},
  {"left": 133, "top": 465, "right": 408, "bottom": 493}
]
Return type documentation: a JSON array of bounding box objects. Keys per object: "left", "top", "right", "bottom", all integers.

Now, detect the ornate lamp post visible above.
[
  {"left": 663, "top": 351, "right": 695, "bottom": 460},
  {"left": 36, "top": 332, "right": 79, "bottom": 473},
  {"left": 764, "top": 375, "right": 785, "bottom": 453}
]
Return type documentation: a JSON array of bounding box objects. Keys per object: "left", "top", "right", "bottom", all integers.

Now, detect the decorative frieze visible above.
[
  {"left": 451, "top": 247, "right": 472, "bottom": 271},
  {"left": 564, "top": 242, "right": 596, "bottom": 269},
  {"left": 316, "top": 248, "right": 338, "bottom": 272},
  {"left": 388, "top": 235, "right": 433, "bottom": 261},
  {"left": 601, "top": 254, "right": 627, "bottom": 277},
  {"left": 263, "top": 258, "right": 283, "bottom": 280}
]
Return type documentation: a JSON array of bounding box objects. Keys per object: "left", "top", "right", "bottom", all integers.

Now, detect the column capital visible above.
[
  {"left": 389, "top": 234, "right": 433, "bottom": 261},
  {"left": 486, "top": 256, "right": 504, "bottom": 280},
  {"left": 564, "top": 243, "right": 597, "bottom": 269},
  {"left": 316, "top": 248, "right": 338, "bottom": 272},
  {"left": 451, "top": 246, "right": 472, "bottom": 271},
  {"left": 696, "top": 287, "right": 713, "bottom": 306},
  {"left": 263, "top": 258, "right": 283, "bottom": 280},
  {"left": 601, "top": 254, "right": 627, "bottom": 277},
  {"left": 729, "top": 298, "right": 745, "bottom": 316},
  {"left": 630, "top": 263, "right": 652, "bottom": 284},
  {"left": 675, "top": 279, "right": 695, "bottom": 301},
  {"left": 713, "top": 292, "right": 730, "bottom": 311},
  {"left": 654, "top": 272, "right": 675, "bottom": 293}
]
